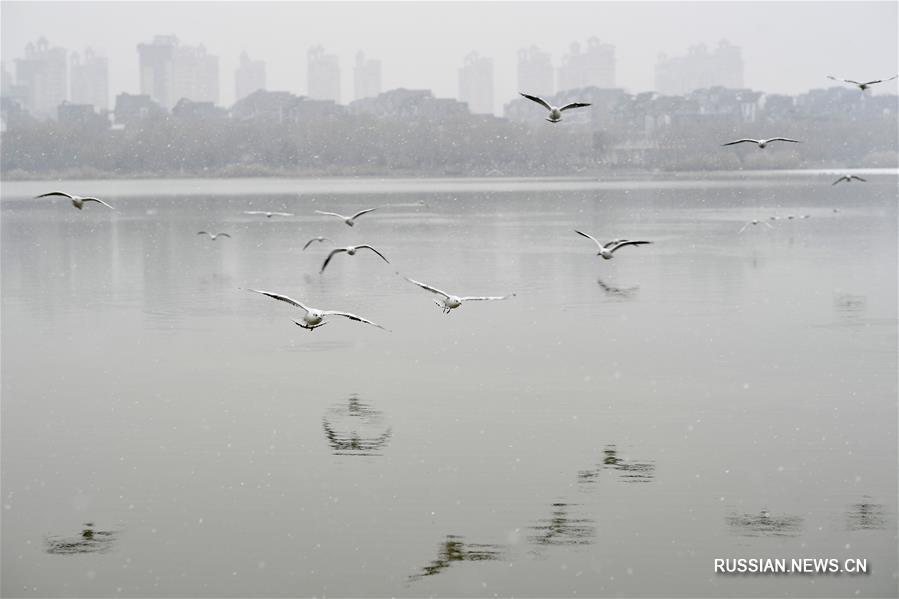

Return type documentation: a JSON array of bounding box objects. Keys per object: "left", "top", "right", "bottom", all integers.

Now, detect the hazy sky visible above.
[{"left": 2, "top": 1, "right": 897, "bottom": 112}]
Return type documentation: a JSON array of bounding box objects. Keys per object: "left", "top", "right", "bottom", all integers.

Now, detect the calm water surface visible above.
[{"left": 2, "top": 174, "right": 896, "bottom": 597}]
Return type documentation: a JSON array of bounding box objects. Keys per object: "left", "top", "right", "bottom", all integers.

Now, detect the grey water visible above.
[{"left": 1, "top": 174, "right": 896, "bottom": 597}]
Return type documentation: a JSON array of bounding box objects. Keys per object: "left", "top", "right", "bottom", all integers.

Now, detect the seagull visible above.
[
  {"left": 314, "top": 208, "right": 377, "bottom": 227},
  {"left": 320, "top": 245, "right": 389, "bottom": 273},
  {"left": 722, "top": 138, "right": 800, "bottom": 149},
  {"left": 303, "top": 236, "right": 331, "bottom": 250},
  {"left": 827, "top": 75, "right": 898, "bottom": 91},
  {"left": 197, "top": 231, "right": 231, "bottom": 241},
  {"left": 403, "top": 276, "right": 514, "bottom": 314},
  {"left": 519, "top": 92, "right": 591, "bottom": 123},
  {"left": 739, "top": 219, "right": 774, "bottom": 233},
  {"left": 35, "top": 191, "right": 113, "bottom": 210},
  {"left": 832, "top": 174, "right": 867, "bottom": 185},
  {"left": 574, "top": 230, "right": 652, "bottom": 260},
  {"left": 243, "top": 211, "right": 295, "bottom": 218},
  {"left": 247, "top": 288, "right": 386, "bottom": 331}
]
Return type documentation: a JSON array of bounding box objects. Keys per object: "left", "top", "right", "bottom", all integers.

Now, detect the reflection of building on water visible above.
[
  {"left": 847, "top": 497, "right": 887, "bottom": 531},
  {"left": 726, "top": 510, "right": 803, "bottom": 537},
  {"left": 529, "top": 502, "right": 596, "bottom": 546},
  {"left": 45, "top": 522, "right": 116, "bottom": 554},
  {"left": 321, "top": 395, "right": 392, "bottom": 456},
  {"left": 408, "top": 535, "right": 503, "bottom": 582}
]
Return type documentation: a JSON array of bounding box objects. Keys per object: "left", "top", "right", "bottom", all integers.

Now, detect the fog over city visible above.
[{"left": 2, "top": 1, "right": 897, "bottom": 111}]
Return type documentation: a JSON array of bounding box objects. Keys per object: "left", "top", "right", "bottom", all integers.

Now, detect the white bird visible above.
[
  {"left": 574, "top": 230, "right": 652, "bottom": 260},
  {"left": 314, "top": 208, "right": 377, "bottom": 227},
  {"left": 739, "top": 219, "right": 774, "bottom": 233},
  {"left": 404, "top": 277, "right": 514, "bottom": 314},
  {"left": 35, "top": 191, "right": 113, "bottom": 210},
  {"left": 320, "top": 245, "right": 389, "bottom": 273},
  {"left": 247, "top": 288, "right": 386, "bottom": 331},
  {"left": 519, "top": 92, "right": 591, "bottom": 123},
  {"left": 303, "top": 236, "right": 331, "bottom": 250},
  {"left": 827, "top": 74, "right": 898, "bottom": 91},
  {"left": 722, "top": 138, "right": 800, "bottom": 149},
  {"left": 197, "top": 231, "right": 231, "bottom": 241},
  {"left": 243, "top": 210, "right": 295, "bottom": 218},
  {"left": 832, "top": 174, "right": 867, "bottom": 185}
]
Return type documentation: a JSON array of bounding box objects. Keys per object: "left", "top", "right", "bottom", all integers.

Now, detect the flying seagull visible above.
[
  {"left": 243, "top": 211, "right": 295, "bottom": 218},
  {"left": 314, "top": 208, "right": 377, "bottom": 227},
  {"left": 197, "top": 231, "right": 231, "bottom": 241},
  {"left": 320, "top": 245, "right": 390, "bottom": 273},
  {"left": 403, "top": 276, "right": 514, "bottom": 314},
  {"left": 303, "top": 236, "right": 331, "bottom": 250},
  {"left": 722, "top": 138, "right": 800, "bottom": 149},
  {"left": 739, "top": 219, "right": 774, "bottom": 233},
  {"left": 574, "top": 230, "right": 652, "bottom": 260},
  {"left": 827, "top": 75, "right": 898, "bottom": 91},
  {"left": 35, "top": 191, "right": 113, "bottom": 210},
  {"left": 832, "top": 174, "right": 867, "bottom": 185},
  {"left": 519, "top": 92, "right": 591, "bottom": 123},
  {"left": 247, "top": 288, "right": 386, "bottom": 331}
]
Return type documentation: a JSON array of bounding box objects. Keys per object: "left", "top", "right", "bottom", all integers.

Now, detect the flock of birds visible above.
[{"left": 32, "top": 72, "right": 892, "bottom": 333}]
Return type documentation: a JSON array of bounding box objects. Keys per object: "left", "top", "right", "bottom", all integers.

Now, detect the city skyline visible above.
[{"left": 2, "top": 2, "right": 896, "bottom": 115}]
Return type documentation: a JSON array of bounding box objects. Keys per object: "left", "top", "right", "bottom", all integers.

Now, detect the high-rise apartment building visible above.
[
  {"left": 655, "top": 40, "right": 744, "bottom": 96},
  {"left": 14, "top": 38, "right": 68, "bottom": 118},
  {"left": 517, "top": 46, "right": 554, "bottom": 95},
  {"left": 70, "top": 47, "right": 108, "bottom": 111},
  {"left": 557, "top": 37, "right": 616, "bottom": 92},
  {"left": 235, "top": 52, "right": 266, "bottom": 102},
  {"left": 353, "top": 52, "right": 382, "bottom": 101},
  {"left": 307, "top": 45, "right": 341, "bottom": 103},
  {"left": 137, "top": 36, "right": 219, "bottom": 109},
  {"left": 458, "top": 52, "right": 494, "bottom": 115}
]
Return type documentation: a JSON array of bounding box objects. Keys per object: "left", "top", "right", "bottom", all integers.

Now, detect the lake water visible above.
[{"left": 1, "top": 174, "right": 896, "bottom": 597}]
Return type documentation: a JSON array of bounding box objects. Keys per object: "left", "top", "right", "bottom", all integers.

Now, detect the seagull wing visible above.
[
  {"left": 247, "top": 289, "right": 311, "bottom": 313},
  {"left": 559, "top": 102, "right": 591, "bottom": 112},
  {"left": 722, "top": 139, "right": 759, "bottom": 146},
  {"left": 738, "top": 223, "right": 750, "bottom": 234},
  {"left": 574, "top": 229, "right": 604, "bottom": 250},
  {"left": 217, "top": 233, "right": 232, "bottom": 238},
  {"left": 322, "top": 310, "right": 387, "bottom": 330},
  {"left": 35, "top": 191, "right": 75, "bottom": 199},
  {"left": 519, "top": 92, "right": 552, "bottom": 111},
  {"left": 832, "top": 176, "right": 847, "bottom": 185},
  {"left": 404, "top": 277, "right": 450, "bottom": 299},
  {"left": 320, "top": 248, "right": 347, "bottom": 273},
  {"left": 767, "top": 137, "right": 801, "bottom": 144},
  {"left": 608, "top": 240, "right": 653, "bottom": 254},
  {"left": 350, "top": 207, "right": 377, "bottom": 220},
  {"left": 827, "top": 75, "right": 857, "bottom": 84},
  {"left": 270, "top": 212, "right": 295, "bottom": 217},
  {"left": 356, "top": 245, "right": 390, "bottom": 263},
  {"left": 314, "top": 210, "right": 347, "bottom": 219},
  {"left": 243, "top": 211, "right": 264, "bottom": 215},
  {"left": 303, "top": 237, "right": 329, "bottom": 250},
  {"left": 850, "top": 175, "right": 867, "bottom": 182},
  {"left": 82, "top": 197, "right": 114, "bottom": 209},
  {"left": 459, "top": 294, "right": 514, "bottom": 302},
  {"left": 603, "top": 238, "right": 627, "bottom": 248},
  {"left": 197, "top": 231, "right": 212, "bottom": 238},
  {"left": 764, "top": 221, "right": 774, "bottom": 229}
]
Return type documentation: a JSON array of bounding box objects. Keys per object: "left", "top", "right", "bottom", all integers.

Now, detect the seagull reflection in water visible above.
[
  {"left": 529, "top": 502, "right": 596, "bottom": 548},
  {"left": 407, "top": 535, "right": 504, "bottom": 583},
  {"left": 597, "top": 277, "right": 639, "bottom": 299},
  {"left": 45, "top": 523, "right": 117, "bottom": 555},
  {"left": 321, "top": 395, "right": 392, "bottom": 456}
]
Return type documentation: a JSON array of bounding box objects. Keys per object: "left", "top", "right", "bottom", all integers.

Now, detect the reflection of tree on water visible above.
[
  {"left": 408, "top": 535, "right": 504, "bottom": 582},
  {"left": 529, "top": 502, "right": 596, "bottom": 547},
  {"left": 847, "top": 497, "right": 887, "bottom": 531},
  {"left": 321, "top": 395, "right": 392, "bottom": 456},
  {"left": 726, "top": 510, "right": 803, "bottom": 537},
  {"left": 45, "top": 522, "right": 117, "bottom": 555}
]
